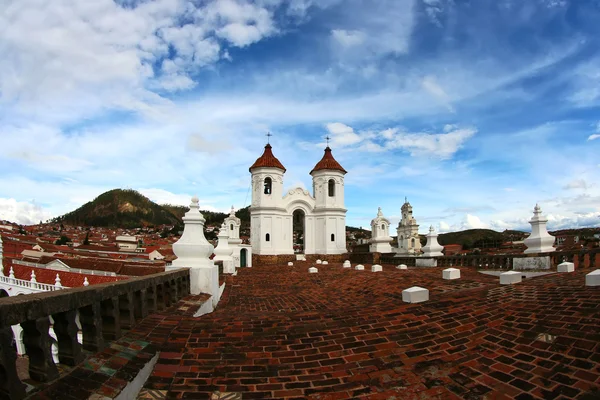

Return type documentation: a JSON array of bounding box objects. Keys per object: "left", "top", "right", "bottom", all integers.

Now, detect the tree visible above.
[
  {"left": 83, "top": 232, "right": 90, "bottom": 246},
  {"left": 55, "top": 235, "right": 71, "bottom": 245}
]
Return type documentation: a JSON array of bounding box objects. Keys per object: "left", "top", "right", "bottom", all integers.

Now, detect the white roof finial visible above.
[
  {"left": 83, "top": 277, "right": 89, "bottom": 286},
  {"left": 9, "top": 267, "right": 15, "bottom": 279},
  {"left": 30, "top": 270, "right": 37, "bottom": 283},
  {"left": 54, "top": 273, "right": 62, "bottom": 288}
]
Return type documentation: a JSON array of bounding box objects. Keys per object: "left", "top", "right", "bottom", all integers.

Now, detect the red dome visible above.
[
  {"left": 310, "top": 147, "right": 347, "bottom": 174},
  {"left": 249, "top": 144, "right": 286, "bottom": 173}
]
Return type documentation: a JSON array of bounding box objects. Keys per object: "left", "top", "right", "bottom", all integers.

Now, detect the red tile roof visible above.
[
  {"left": 249, "top": 144, "right": 286, "bottom": 172},
  {"left": 6, "top": 263, "right": 127, "bottom": 287},
  {"left": 310, "top": 146, "right": 347, "bottom": 174}
]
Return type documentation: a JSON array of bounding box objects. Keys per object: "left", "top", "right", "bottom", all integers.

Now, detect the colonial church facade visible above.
[
  {"left": 396, "top": 199, "right": 422, "bottom": 255},
  {"left": 249, "top": 143, "right": 347, "bottom": 256}
]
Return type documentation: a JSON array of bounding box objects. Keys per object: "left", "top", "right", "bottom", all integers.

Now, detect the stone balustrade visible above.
[
  {"left": 0, "top": 274, "right": 66, "bottom": 292},
  {"left": 0, "top": 268, "right": 190, "bottom": 400},
  {"left": 374, "top": 248, "right": 600, "bottom": 270}
]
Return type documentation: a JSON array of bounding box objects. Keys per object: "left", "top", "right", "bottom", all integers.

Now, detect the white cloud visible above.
[
  {"left": 383, "top": 127, "right": 477, "bottom": 159},
  {"left": 324, "top": 122, "right": 476, "bottom": 159},
  {"left": 588, "top": 134, "right": 600, "bottom": 141},
  {"left": 563, "top": 179, "right": 590, "bottom": 190},
  {"left": 438, "top": 220, "right": 451, "bottom": 232},
  {"left": 331, "top": 29, "right": 366, "bottom": 48},
  {"left": 325, "top": 122, "right": 362, "bottom": 146},
  {"left": 0, "top": 198, "right": 52, "bottom": 225},
  {"left": 0, "top": 0, "right": 283, "bottom": 125},
  {"left": 208, "top": 0, "right": 276, "bottom": 47},
  {"left": 328, "top": 0, "right": 416, "bottom": 59},
  {"left": 422, "top": 75, "right": 455, "bottom": 112}
]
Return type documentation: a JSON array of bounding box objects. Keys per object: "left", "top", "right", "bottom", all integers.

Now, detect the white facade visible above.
[
  {"left": 396, "top": 199, "right": 421, "bottom": 255},
  {"left": 213, "top": 223, "right": 235, "bottom": 274},
  {"left": 369, "top": 208, "right": 393, "bottom": 253},
  {"left": 250, "top": 145, "right": 347, "bottom": 256},
  {"left": 523, "top": 204, "right": 555, "bottom": 254},
  {"left": 116, "top": 235, "right": 138, "bottom": 251}
]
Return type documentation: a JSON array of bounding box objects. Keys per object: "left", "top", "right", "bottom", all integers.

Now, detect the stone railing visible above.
[
  {"left": 0, "top": 274, "right": 66, "bottom": 292},
  {"left": 376, "top": 248, "right": 600, "bottom": 270},
  {"left": 0, "top": 268, "right": 190, "bottom": 400}
]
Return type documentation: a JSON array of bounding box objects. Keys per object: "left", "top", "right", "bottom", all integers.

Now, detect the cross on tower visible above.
[
  {"left": 266, "top": 132, "right": 272, "bottom": 144},
  {"left": 325, "top": 135, "right": 331, "bottom": 147}
]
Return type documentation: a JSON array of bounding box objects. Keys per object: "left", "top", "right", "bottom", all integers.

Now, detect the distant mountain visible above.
[
  {"left": 436, "top": 229, "right": 528, "bottom": 249},
  {"left": 53, "top": 189, "right": 181, "bottom": 228},
  {"left": 53, "top": 189, "right": 252, "bottom": 229}
]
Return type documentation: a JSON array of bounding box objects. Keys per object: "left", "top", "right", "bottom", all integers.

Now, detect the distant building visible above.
[
  {"left": 396, "top": 199, "right": 421, "bottom": 255},
  {"left": 116, "top": 235, "right": 138, "bottom": 251}
]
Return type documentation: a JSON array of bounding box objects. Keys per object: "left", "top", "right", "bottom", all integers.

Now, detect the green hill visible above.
[
  {"left": 53, "top": 189, "right": 252, "bottom": 229},
  {"left": 436, "top": 229, "right": 528, "bottom": 249},
  {"left": 53, "top": 189, "right": 182, "bottom": 228}
]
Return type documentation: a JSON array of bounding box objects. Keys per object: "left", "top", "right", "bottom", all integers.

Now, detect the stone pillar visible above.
[
  {"left": 52, "top": 310, "right": 83, "bottom": 366},
  {"left": 170, "top": 196, "right": 219, "bottom": 306},
  {"left": 421, "top": 226, "right": 443, "bottom": 257},
  {"left": 523, "top": 204, "right": 555, "bottom": 254},
  {"left": 0, "top": 326, "right": 26, "bottom": 399},
  {"left": 78, "top": 303, "right": 104, "bottom": 352},
  {"left": 213, "top": 222, "right": 235, "bottom": 274},
  {"left": 21, "top": 317, "right": 59, "bottom": 382}
]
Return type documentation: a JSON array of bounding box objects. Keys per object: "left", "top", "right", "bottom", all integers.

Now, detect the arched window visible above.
[
  {"left": 411, "top": 238, "right": 415, "bottom": 247},
  {"left": 331, "top": 233, "right": 335, "bottom": 242},
  {"left": 264, "top": 177, "right": 272, "bottom": 194},
  {"left": 381, "top": 224, "right": 385, "bottom": 231},
  {"left": 266, "top": 233, "right": 270, "bottom": 242},
  {"left": 230, "top": 224, "right": 234, "bottom": 231},
  {"left": 328, "top": 179, "right": 335, "bottom": 197},
  {"left": 400, "top": 235, "right": 404, "bottom": 248}
]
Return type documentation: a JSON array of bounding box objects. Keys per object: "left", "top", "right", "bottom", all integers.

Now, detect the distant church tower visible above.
[
  {"left": 249, "top": 142, "right": 347, "bottom": 257},
  {"left": 396, "top": 198, "right": 421, "bottom": 255}
]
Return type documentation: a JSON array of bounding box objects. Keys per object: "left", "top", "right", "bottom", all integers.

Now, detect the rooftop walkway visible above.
[{"left": 38, "top": 262, "right": 600, "bottom": 399}]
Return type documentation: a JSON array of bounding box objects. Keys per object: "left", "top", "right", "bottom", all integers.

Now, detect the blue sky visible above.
[{"left": 1, "top": 0, "right": 599, "bottom": 232}]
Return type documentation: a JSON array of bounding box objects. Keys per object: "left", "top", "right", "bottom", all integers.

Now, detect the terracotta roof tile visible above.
[
  {"left": 249, "top": 144, "right": 286, "bottom": 172},
  {"left": 310, "top": 147, "right": 347, "bottom": 174},
  {"left": 6, "top": 263, "right": 127, "bottom": 287}
]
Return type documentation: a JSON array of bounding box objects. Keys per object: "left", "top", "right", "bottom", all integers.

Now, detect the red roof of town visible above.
[
  {"left": 249, "top": 144, "right": 286, "bottom": 172},
  {"left": 6, "top": 263, "right": 127, "bottom": 287},
  {"left": 310, "top": 147, "right": 347, "bottom": 174}
]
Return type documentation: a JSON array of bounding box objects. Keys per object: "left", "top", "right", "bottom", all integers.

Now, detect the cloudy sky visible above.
[{"left": 1, "top": 0, "right": 599, "bottom": 232}]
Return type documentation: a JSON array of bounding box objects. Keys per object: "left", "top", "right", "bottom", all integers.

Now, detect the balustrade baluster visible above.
[
  {"left": 100, "top": 297, "right": 121, "bottom": 341},
  {"left": 21, "top": 317, "right": 59, "bottom": 382},
  {"left": 0, "top": 326, "right": 26, "bottom": 399},
  {"left": 52, "top": 310, "right": 83, "bottom": 366},
  {"left": 118, "top": 292, "right": 135, "bottom": 330},
  {"left": 78, "top": 302, "right": 104, "bottom": 352},
  {"left": 134, "top": 289, "right": 148, "bottom": 320}
]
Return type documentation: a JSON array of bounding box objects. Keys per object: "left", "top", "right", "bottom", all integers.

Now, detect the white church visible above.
[{"left": 249, "top": 143, "right": 347, "bottom": 257}]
